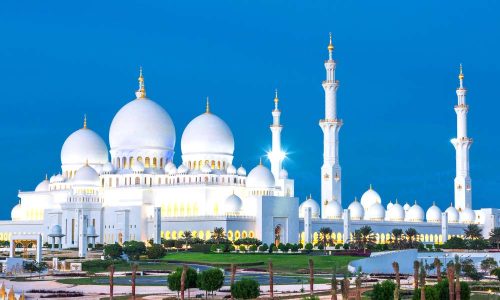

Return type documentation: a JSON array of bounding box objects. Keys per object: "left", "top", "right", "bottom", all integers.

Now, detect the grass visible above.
[
  {"left": 161, "top": 252, "right": 359, "bottom": 274},
  {"left": 84, "top": 260, "right": 180, "bottom": 273}
]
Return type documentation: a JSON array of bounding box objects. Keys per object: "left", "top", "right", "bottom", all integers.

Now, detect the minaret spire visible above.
[
  {"left": 320, "top": 32, "right": 342, "bottom": 215},
  {"left": 451, "top": 64, "right": 472, "bottom": 210},
  {"left": 270, "top": 89, "right": 283, "bottom": 180},
  {"left": 83, "top": 114, "right": 87, "bottom": 129},
  {"left": 135, "top": 66, "right": 146, "bottom": 99},
  {"left": 205, "top": 97, "right": 210, "bottom": 113}
]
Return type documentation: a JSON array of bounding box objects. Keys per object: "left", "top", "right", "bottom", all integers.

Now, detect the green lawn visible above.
[{"left": 162, "top": 252, "right": 359, "bottom": 274}]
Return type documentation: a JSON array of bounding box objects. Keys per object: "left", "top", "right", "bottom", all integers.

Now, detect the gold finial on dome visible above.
[
  {"left": 259, "top": 157, "right": 263, "bottom": 165},
  {"left": 328, "top": 32, "right": 334, "bottom": 51},
  {"left": 205, "top": 96, "right": 211, "bottom": 114},
  {"left": 135, "top": 66, "right": 146, "bottom": 99},
  {"left": 395, "top": 198, "right": 399, "bottom": 204},
  {"left": 369, "top": 184, "right": 373, "bottom": 190},
  {"left": 45, "top": 174, "right": 48, "bottom": 180},
  {"left": 85, "top": 159, "right": 89, "bottom": 166},
  {"left": 273, "top": 89, "right": 279, "bottom": 111},
  {"left": 83, "top": 114, "right": 87, "bottom": 129},
  {"left": 459, "top": 63, "right": 464, "bottom": 80}
]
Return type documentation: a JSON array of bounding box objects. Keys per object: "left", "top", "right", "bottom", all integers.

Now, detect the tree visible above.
[
  {"left": 268, "top": 261, "right": 274, "bottom": 299},
  {"left": 198, "top": 268, "right": 224, "bottom": 298},
  {"left": 489, "top": 227, "right": 500, "bottom": 249},
  {"left": 167, "top": 267, "right": 198, "bottom": 297},
  {"left": 331, "top": 265, "right": 338, "bottom": 300},
  {"left": 371, "top": 280, "right": 395, "bottom": 300},
  {"left": 308, "top": 259, "right": 314, "bottom": 295},
  {"left": 23, "top": 261, "right": 47, "bottom": 279},
  {"left": 211, "top": 227, "right": 226, "bottom": 244},
  {"left": 231, "top": 264, "right": 236, "bottom": 300},
  {"left": 355, "top": 271, "right": 362, "bottom": 300},
  {"left": 231, "top": 278, "right": 260, "bottom": 299},
  {"left": 405, "top": 228, "right": 419, "bottom": 248},
  {"left": 131, "top": 263, "right": 138, "bottom": 299},
  {"left": 442, "top": 237, "right": 467, "bottom": 249},
  {"left": 480, "top": 257, "right": 498, "bottom": 273},
  {"left": 420, "top": 261, "right": 426, "bottom": 300},
  {"left": 461, "top": 258, "right": 482, "bottom": 281},
  {"left": 433, "top": 258, "right": 442, "bottom": 283},
  {"left": 353, "top": 226, "right": 376, "bottom": 253},
  {"left": 182, "top": 231, "right": 193, "bottom": 248},
  {"left": 391, "top": 229, "right": 403, "bottom": 249},
  {"left": 490, "top": 268, "right": 500, "bottom": 281},
  {"left": 108, "top": 264, "right": 115, "bottom": 300},
  {"left": 392, "top": 261, "right": 400, "bottom": 300},
  {"left": 123, "top": 241, "right": 146, "bottom": 260},
  {"left": 447, "top": 265, "right": 455, "bottom": 300},
  {"left": 180, "top": 265, "right": 187, "bottom": 300},
  {"left": 413, "top": 260, "right": 420, "bottom": 290},
  {"left": 146, "top": 244, "right": 166, "bottom": 259},
  {"left": 341, "top": 272, "right": 350, "bottom": 300},
  {"left": 319, "top": 227, "right": 333, "bottom": 253},
  {"left": 464, "top": 224, "right": 482, "bottom": 240},
  {"left": 104, "top": 243, "right": 123, "bottom": 259},
  {"left": 434, "top": 279, "right": 471, "bottom": 300}
]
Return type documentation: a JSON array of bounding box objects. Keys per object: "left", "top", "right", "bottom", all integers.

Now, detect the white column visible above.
[
  {"left": 9, "top": 237, "right": 14, "bottom": 258},
  {"left": 451, "top": 65, "right": 472, "bottom": 210},
  {"left": 36, "top": 234, "right": 42, "bottom": 262},
  {"left": 153, "top": 207, "right": 161, "bottom": 244},
  {"left": 441, "top": 212, "right": 448, "bottom": 243},
  {"left": 320, "top": 34, "right": 342, "bottom": 213},
  {"left": 343, "top": 209, "right": 350, "bottom": 243},
  {"left": 270, "top": 90, "right": 283, "bottom": 180},
  {"left": 78, "top": 214, "right": 88, "bottom": 257},
  {"left": 304, "top": 207, "right": 312, "bottom": 244}
]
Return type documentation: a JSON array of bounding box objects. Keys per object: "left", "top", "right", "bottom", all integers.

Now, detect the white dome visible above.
[
  {"left": 406, "top": 201, "right": 424, "bottom": 222},
  {"left": 223, "top": 194, "right": 243, "bottom": 214},
  {"left": 279, "top": 169, "right": 288, "bottom": 179},
  {"left": 323, "top": 199, "right": 343, "bottom": 219},
  {"left": 54, "top": 174, "right": 65, "bottom": 183},
  {"left": 109, "top": 98, "right": 176, "bottom": 153},
  {"left": 50, "top": 225, "right": 62, "bottom": 236},
  {"left": 299, "top": 196, "right": 320, "bottom": 218},
  {"left": 181, "top": 112, "right": 234, "bottom": 157},
  {"left": 445, "top": 204, "right": 459, "bottom": 223},
  {"left": 164, "top": 162, "right": 176, "bottom": 172},
  {"left": 460, "top": 207, "right": 476, "bottom": 224},
  {"left": 177, "top": 164, "right": 189, "bottom": 174},
  {"left": 387, "top": 201, "right": 405, "bottom": 221},
  {"left": 61, "top": 127, "right": 108, "bottom": 166},
  {"left": 226, "top": 164, "right": 236, "bottom": 175},
  {"left": 403, "top": 202, "right": 411, "bottom": 211},
  {"left": 167, "top": 166, "right": 177, "bottom": 175},
  {"left": 201, "top": 163, "right": 212, "bottom": 174},
  {"left": 386, "top": 200, "right": 394, "bottom": 211},
  {"left": 360, "top": 185, "right": 381, "bottom": 210},
  {"left": 72, "top": 165, "right": 100, "bottom": 186},
  {"left": 11, "top": 204, "right": 24, "bottom": 221},
  {"left": 49, "top": 175, "right": 57, "bottom": 183},
  {"left": 237, "top": 166, "right": 247, "bottom": 176},
  {"left": 426, "top": 202, "right": 442, "bottom": 223},
  {"left": 365, "top": 202, "right": 385, "bottom": 221},
  {"left": 347, "top": 198, "right": 364, "bottom": 220},
  {"left": 35, "top": 177, "right": 49, "bottom": 192},
  {"left": 132, "top": 161, "right": 145, "bottom": 173},
  {"left": 102, "top": 162, "right": 114, "bottom": 174},
  {"left": 247, "top": 164, "right": 275, "bottom": 189}
]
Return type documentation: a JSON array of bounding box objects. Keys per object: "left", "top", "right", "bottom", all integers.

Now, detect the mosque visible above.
[{"left": 0, "top": 34, "right": 498, "bottom": 256}]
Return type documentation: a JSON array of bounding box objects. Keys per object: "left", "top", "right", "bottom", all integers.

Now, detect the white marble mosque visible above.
[{"left": 0, "top": 34, "right": 498, "bottom": 256}]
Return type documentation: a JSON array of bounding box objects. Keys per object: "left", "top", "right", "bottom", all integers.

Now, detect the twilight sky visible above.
[{"left": 0, "top": 1, "right": 499, "bottom": 220}]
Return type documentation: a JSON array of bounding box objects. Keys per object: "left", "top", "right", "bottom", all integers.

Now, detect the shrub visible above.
[
  {"left": 301, "top": 296, "right": 320, "bottom": 300},
  {"left": 434, "top": 279, "right": 470, "bottom": 300},
  {"left": 82, "top": 260, "right": 113, "bottom": 272},
  {"left": 317, "top": 244, "right": 324, "bottom": 250},
  {"left": 233, "top": 238, "right": 262, "bottom": 246},
  {"left": 442, "top": 237, "right": 467, "bottom": 249},
  {"left": 491, "top": 268, "right": 500, "bottom": 281},
  {"left": 122, "top": 241, "right": 146, "bottom": 260},
  {"left": 146, "top": 244, "right": 166, "bottom": 259},
  {"left": 229, "top": 245, "right": 236, "bottom": 252},
  {"left": 371, "top": 280, "right": 395, "bottom": 300},
  {"left": 231, "top": 278, "right": 260, "bottom": 299},
  {"left": 304, "top": 243, "right": 313, "bottom": 251},
  {"left": 298, "top": 243, "right": 303, "bottom": 249},
  {"left": 249, "top": 245, "right": 257, "bottom": 252},
  {"left": 198, "top": 268, "right": 224, "bottom": 296},
  {"left": 163, "top": 239, "right": 175, "bottom": 248},
  {"left": 174, "top": 240, "right": 184, "bottom": 249},
  {"left": 426, "top": 244, "right": 434, "bottom": 251},
  {"left": 412, "top": 286, "right": 439, "bottom": 300},
  {"left": 335, "top": 244, "right": 341, "bottom": 250},
  {"left": 239, "top": 245, "right": 246, "bottom": 252},
  {"left": 343, "top": 243, "right": 349, "bottom": 250},
  {"left": 167, "top": 267, "right": 198, "bottom": 293},
  {"left": 219, "top": 244, "right": 230, "bottom": 252},
  {"left": 104, "top": 243, "right": 123, "bottom": 259},
  {"left": 291, "top": 244, "right": 299, "bottom": 252},
  {"left": 190, "top": 244, "right": 212, "bottom": 253},
  {"left": 259, "top": 244, "right": 268, "bottom": 252},
  {"left": 210, "top": 244, "right": 219, "bottom": 252},
  {"left": 278, "top": 243, "right": 287, "bottom": 252}
]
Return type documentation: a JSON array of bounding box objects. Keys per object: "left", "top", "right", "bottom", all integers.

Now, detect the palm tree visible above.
[
  {"left": 231, "top": 263, "right": 236, "bottom": 300},
  {"left": 308, "top": 259, "right": 314, "bottom": 295},
  {"left": 359, "top": 226, "right": 376, "bottom": 253},
  {"left": 341, "top": 273, "right": 350, "bottom": 299},
  {"left": 211, "top": 227, "right": 226, "bottom": 244},
  {"left": 464, "top": 224, "right": 482, "bottom": 240},
  {"left": 490, "top": 227, "right": 500, "bottom": 249},
  {"left": 131, "top": 263, "right": 138, "bottom": 299},
  {"left": 405, "top": 228, "right": 419, "bottom": 248},
  {"left": 331, "top": 266, "right": 338, "bottom": 300},
  {"left": 182, "top": 231, "right": 192, "bottom": 248},
  {"left": 447, "top": 265, "right": 455, "bottom": 300},
  {"left": 392, "top": 229, "right": 403, "bottom": 249},
  {"left": 392, "top": 261, "right": 400, "bottom": 300},
  {"left": 268, "top": 261, "right": 274, "bottom": 299},
  {"left": 420, "top": 262, "right": 426, "bottom": 300},
  {"left": 413, "top": 260, "right": 420, "bottom": 289},
  {"left": 355, "top": 272, "right": 362, "bottom": 300},
  {"left": 434, "top": 258, "right": 442, "bottom": 283},
  {"left": 108, "top": 264, "right": 115, "bottom": 300},
  {"left": 319, "top": 227, "right": 333, "bottom": 253},
  {"left": 455, "top": 256, "right": 461, "bottom": 300},
  {"left": 180, "top": 264, "right": 187, "bottom": 300}
]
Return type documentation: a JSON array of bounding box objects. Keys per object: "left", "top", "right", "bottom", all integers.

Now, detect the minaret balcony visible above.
[
  {"left": 454, "top": 104, "right": 469, "bottom": 109},
  {"left": 320, "top": 118, "right": 343, "bottom": 125}
]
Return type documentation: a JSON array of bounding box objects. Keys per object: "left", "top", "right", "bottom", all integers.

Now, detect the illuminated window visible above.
[
  {"left": 145, "top": 157, "right": 150, "bottom": 168},
  {"left": 153, "top": 157, "right": 157, "bottom": 168}
]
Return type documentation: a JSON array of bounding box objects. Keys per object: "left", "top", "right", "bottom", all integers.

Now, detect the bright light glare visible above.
[{"left": 267, "top": 150, "right": 287, "bottom": 161}]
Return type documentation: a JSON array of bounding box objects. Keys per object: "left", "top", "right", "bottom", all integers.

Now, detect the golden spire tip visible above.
[
  {"left": 459, "top": 63, "right": 464, "bottom": 81},
  {"left": 136, "top": 66, "right": 146, "bottom": 98},
  {"left": 328, "top": 32, "right": 334, "bottom": 51},
  {"left": 259, "top": 157, "right": 262, "bottom": 165},
  {"left": 205, "top": 96, "right": 210, "bottom": 113},
  {"left": 83, "top": 114, "right": 87, "bottom": 129}
]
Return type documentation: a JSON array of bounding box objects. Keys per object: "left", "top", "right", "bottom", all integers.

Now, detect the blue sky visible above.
[{"left": 0, "top": 1, "right": 499, "bottom": 219}]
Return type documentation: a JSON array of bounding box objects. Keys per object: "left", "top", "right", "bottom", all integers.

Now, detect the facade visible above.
[{"left": 0, "top": 36, "right": 498, "bottom": 256}]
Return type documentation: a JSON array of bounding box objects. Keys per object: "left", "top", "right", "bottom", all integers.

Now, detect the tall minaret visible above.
[
  {"left": 451, "top": 64, "right": 473, "bottom": 210},
  {"left": 320, "top": 33, "right": 342, "bottom": 213},
  {"left": 270, "top": 89, "right": 283, "bottom": 180}
]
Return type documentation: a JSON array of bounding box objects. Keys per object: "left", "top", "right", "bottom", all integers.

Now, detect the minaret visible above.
[
  {"left": 135, "top": 67, "right": 146, "bottom": 99},
  {"left": 270, "top": 89, "right": 283, "bottom": 180},
  {"left": 451, "top": 64, "right": 472, "bottom": 210},
  {"left": 320, "top": 33, "right": 342, "bottom": 213}
]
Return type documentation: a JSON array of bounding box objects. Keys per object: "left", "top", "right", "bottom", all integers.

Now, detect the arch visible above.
[
  {"left": 227, "top": 230, "right": 233, "bottom": 241},
  {"left": 249, "top": 231, "right": 255, "bottom": 238},
  {"left": 211, "top": 160, "right": 215, "bottom": 169},
  {"left": 217, "top": 161, "right": 221, "bottom": 169},
  {"left": 313, "top": 232, "right": 319, "bottom": 244},
  {"left": 129, "top": 157, "right": 134, "bottom": 168},
  {"left": 337, "top": 232, "right": 343, "bottom": 243},
  {"left": 198, "top": 231, "right": 204, "bottom": 239},
  {"left": 205, "top": 230, "right": 211, "bottom": 240},
  {"left": 122, "top": 157, "right": 127, "bottom": 168},
  {"left": 117, "top": 158, "right": 121, "bottom": 168},
  {"left": 234, "top": 230, "right": 241, "bottom": 240},
  {"left": 145, "top": 157, "right": 150, "bottom": 168},
  {"left": 242, "top": 230, "right": 248, "bottom": 238},
  {"left": 160, "top": 158, "right": 164, "bottom": 168},
  {"left": 135, "top": 177, "right": 140, "bottom": 185},
  {"left": 153, "top": 157, "right": 157, "bottom": 168},
  {"left": 165, "top": 231, "right": 171, "bottom": 239},
  {"left": 300, "top": 232, "right": 305, "bottom": 244},
  {"left": 188, "top": 161, "right": 192, "bottom": 169}
]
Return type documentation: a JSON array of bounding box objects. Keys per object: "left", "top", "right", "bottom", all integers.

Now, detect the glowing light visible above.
[{"left": 267, "top": 150, "right": 287, "bottom": 162}]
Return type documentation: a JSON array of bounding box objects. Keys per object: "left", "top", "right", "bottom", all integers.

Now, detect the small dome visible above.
[
  {"left": 35, "top": 177, "right": 49, "bottom": 192},
  {"left": 426, "top": 202, "right": 442, "bottom": 223},
  {"left": 387, "top": 201, "right": 405, "bottom": 221},
  {"left": 61, "top": 127, "right": 108, "bottom": 166},
  {"left": 55, "top": 174, "right": 65, "bottom": 182},
  {"left": 167, "top": 166, "right": 177, "bottom": 175},
  {"left": 50, "top": 224, "right": 62, "bottom": 235},
  {"left": 181, "top": 112, "right": 234, "bottom": 157},
  {"left": 365, "top": 202, "right": 385, "bottom": 221},
  {"left": 11, "top": 204, "right": 24, "bottom": 221},
  {"left": 72, "top": 165, "right": 100, "bottom": 186},
  {"left": 406, "top": 201, "right": 424, "bottom": 222},
  {"left": 348, "top": 198, "right": 364, "bottom": 220},
  {"left": 102, "top": 162, "right": 114, "bottom": 174},
  {"left": 386, "top": 200, "right": 394, "bottom": 211},
  {"left": 299, "top": 196, "right": 320, "bottom": 218},
  {"left": 460, "top": 207, "right": 476, "bottom": 224},
  {"left": 445, "top": 204, "right": 459, "bottom": 223},
  {"left": 403, "top": 202, "right": 411, "bottom": 211},
  {"left": 49, "top": 175, "right": 57, "bottom": 183},
  {"left": 247, "top": 164, "right": 275, "bottom": 189},
  {"left": 279, "top": 169, "right": 288, "bottom": 179},
  {"left": 164, "top": 162, "right": 176, "bottom": 172},
  {"left": 360, "top": 185, "right": 381, "bottom": 210},
  {"left": 323, "top": 199, "right": 343, "bottom": 219},
  {"left": 201, "top": 163, "right": 212, "bottom": 174},
  {"left": 132, "top": 161, "right": 145, "bottom": 173},
  {"left": 223, "top": 193, "right": 243, "bottom": 215},
  {"left": 177, "top": 164, "right": 189, "bottom": 174},
  {"left": 86, "top": 225, "right": 97, "bottom": 236},
  {"left": 237, "top": 166, "right": 247, "bottom": 176},
  {"left": 226, "top": 164, "right": 236, "bottom": 175}
]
